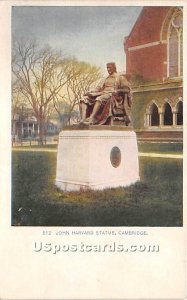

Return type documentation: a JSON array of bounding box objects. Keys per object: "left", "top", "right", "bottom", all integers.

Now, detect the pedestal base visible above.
[{"left": 55, "top": 126, "right": 139, "bottom": 191}]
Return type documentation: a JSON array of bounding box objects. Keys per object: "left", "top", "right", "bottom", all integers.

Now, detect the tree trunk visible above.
[
  {"left": 37, "top": 120, "right": 43, "bottom": 145},
  {"left": 37, "top": 108, "right": 45, "bottom": 145}
]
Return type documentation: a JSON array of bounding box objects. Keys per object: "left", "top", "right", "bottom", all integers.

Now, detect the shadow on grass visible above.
[{"left": 12, "top": 151, "right": 183, "bottom": 226}]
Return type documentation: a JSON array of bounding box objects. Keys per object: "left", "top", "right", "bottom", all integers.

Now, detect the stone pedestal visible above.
[{"left": 55, "top": 125, "right": 139, "bottom": 191}]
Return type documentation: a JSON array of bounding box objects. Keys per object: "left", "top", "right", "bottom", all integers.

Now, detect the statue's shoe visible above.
[
  {"left": 71, "top": 120, "right": 81, "bottom": 125},
  {"left": 82, "top": 117, "right": 97, "bottom": 125}
]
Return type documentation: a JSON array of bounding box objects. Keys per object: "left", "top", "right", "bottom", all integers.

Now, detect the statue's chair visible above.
[{"left": 110, "top": 89, "right": 131, "bottom": 126}]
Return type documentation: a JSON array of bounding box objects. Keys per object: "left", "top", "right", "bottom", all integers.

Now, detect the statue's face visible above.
[{"left": 107, "top": 65, "right": 115, "bottom": 75}]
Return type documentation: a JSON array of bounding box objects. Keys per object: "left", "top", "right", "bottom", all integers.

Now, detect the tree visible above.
[
  {"left": 12, "top": 79, "right": 29, "bottom": 138},
  {"left": 53, "top": 58, "right": 102, "bottom": 125},
  {"left": 12, "top": 41, "right": 72, "bottom": 144},
  {"left": 12, "top": 80, "right": 24, "bottom": 121}
]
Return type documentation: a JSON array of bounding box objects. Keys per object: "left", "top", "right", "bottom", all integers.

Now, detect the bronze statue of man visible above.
[{"left": 80, "top": 62, "right": 118, "bottom": 125}]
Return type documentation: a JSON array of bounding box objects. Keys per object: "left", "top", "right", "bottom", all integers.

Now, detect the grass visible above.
[
  {"left": 12, "top": 150, "right": 183, "bottom": 226},
  {"left": 138, "top": 142, "right": 183, "bottom": 154}
]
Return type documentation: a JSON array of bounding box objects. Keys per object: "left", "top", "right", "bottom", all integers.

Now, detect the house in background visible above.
[
  {"left": 124, "top": 6, "right": 183, "bottom": 141},
  {"left": 12, "top": 114, "right": 58, "bottom": 140}
]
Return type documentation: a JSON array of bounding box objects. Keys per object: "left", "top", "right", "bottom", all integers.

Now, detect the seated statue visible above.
[{"left": 79, "top": 62, "right": 132, "bottom": 125}]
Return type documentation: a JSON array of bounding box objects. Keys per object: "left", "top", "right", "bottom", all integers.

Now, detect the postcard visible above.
[{"left": 0, "top": 0, "right": 186, "bottom": 299}]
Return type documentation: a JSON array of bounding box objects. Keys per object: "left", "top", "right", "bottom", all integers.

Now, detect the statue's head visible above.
[{"left": 106, "top": 62, "right": 117, "bottom": 74}]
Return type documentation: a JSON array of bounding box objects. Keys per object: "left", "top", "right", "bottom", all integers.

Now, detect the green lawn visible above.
[
  {"left": 12, "top": 151, "right": 183, "bottom": 227},
  {"left": 138, "top": 142, "right": 183, "bottom": 154}
]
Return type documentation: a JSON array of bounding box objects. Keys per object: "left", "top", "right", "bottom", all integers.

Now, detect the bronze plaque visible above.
[{"left": 110, "top": 146, "right": 121, "bottom": 168}]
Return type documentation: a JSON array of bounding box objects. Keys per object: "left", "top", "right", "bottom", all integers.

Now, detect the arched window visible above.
[
  {"left": 150, "top": 103, "right": 159, "bottom": 126},
  {"left": 176, "top": 101, "right": 183, "bottom": 125},
  {"left": 168, "top": 10, "right": 183, "bottom": 77},
  {"left": 164, "top": 103, "right": 173, "bottom": 125},
  {"left": 169, "top": 27, "right": 178, "bottom": 77}
]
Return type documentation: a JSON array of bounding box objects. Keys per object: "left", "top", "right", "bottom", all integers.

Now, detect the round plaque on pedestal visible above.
[{"left": 110, "top": 146, "right": 121, "bottom": 168}]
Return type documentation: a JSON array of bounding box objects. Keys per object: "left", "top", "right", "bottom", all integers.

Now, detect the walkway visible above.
[
  {"left": 12, "top": 148, "right": 57, "bottom": 153},
  {"left": 12, "top": 148, "right": 183, "bottom": 159},
  {"left": 138, "top": 152, "right": 182, "bottom": 159}
]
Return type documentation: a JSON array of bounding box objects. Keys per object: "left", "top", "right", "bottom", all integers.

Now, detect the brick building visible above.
[{"left": 124, "top": 7, "right": 183, "bottom": 141}]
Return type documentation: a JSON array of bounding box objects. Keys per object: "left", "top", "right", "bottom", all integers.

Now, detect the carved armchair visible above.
[{"left": 110, "top": 89, "right": 132, "bottom": 126}]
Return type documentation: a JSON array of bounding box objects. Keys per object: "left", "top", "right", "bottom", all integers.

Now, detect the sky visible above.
[{"left": 12, "top": 6, "right": 142, "bottom": 75}]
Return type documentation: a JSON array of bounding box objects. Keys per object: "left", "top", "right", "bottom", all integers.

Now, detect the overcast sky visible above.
[{"left": 12, "top": 6, "right": 142, "bottom": 74}]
